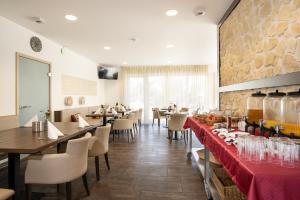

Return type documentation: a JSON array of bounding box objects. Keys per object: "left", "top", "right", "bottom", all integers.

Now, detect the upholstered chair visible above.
[
  {"left": 128, "top": 112, "right": 139, "bottom": 135},
  {"left": 112, "top": 119, "right": 134, "bottom": 143},
  {"left": 88, "top": 124, "right": 111, "bottom": 181},
  {"left": 0, "top": 188, "right": 14, "bottom": 200},
  {"left": 179, "top": 107, "right": 189, "bottom": 112},
  {"left": 152, "top": 108, "right": 166, "bottom": 126},
  {"left": 25, "top": 133, "right": 92, "bottom": 200},
  {"left": 168, "top": 113, "right": 188, "bottom": 144},
  {"left": 138, "top": 108, "right": 143, "bottom": 127}
]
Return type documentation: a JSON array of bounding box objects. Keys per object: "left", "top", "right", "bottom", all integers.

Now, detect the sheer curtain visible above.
[{"left": 122, "top": 65, "right": 216, "bottom": 123}]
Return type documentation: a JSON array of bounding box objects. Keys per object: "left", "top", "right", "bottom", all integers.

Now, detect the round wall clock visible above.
[{"left": 30, "top": 36, "right": 42, "bottom": 52}]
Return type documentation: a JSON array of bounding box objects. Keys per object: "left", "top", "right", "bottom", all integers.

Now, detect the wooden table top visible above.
[
  {"left": 0, "top": 122, "right": 99, "bottom": 154},
  {"left": 86, "top": 113, "right": 116, "bottom": 117}
]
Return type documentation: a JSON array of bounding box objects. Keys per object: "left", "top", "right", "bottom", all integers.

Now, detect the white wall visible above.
[{"left": 0, "top": 16, "right": 105, "bottom": 116}]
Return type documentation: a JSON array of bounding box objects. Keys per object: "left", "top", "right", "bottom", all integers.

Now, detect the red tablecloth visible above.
[{"left": 184, "top": 117, "right": 300, "bottom": 200}]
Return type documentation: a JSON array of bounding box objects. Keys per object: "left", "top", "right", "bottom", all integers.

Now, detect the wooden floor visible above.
[{"left": 0, "top": 124, "right": 207, "bottom": 200}]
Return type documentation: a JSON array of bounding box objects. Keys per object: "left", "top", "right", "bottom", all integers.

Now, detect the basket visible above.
[
  {"left": 197, "top": 149, "right": 222, "bottom": 168},
  {"left": 211, "top": 168, "right": 246, "bottom": 200}
]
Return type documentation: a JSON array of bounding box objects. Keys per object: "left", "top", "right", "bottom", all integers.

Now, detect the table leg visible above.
[
  {"left": 187, "top": 128, "right": 193, "bottom": 158},
  {"left": 204, "top": 148, "right": 212, "bottom": 199},
  {"left": 174, "top": 131, "right": 178, "bottom": 140},
  {"left": 103, "top": 116, "right": 107, "bottom": 126},
  {"left": 8, "top": 153, "right": 21, "bottom": 200}
]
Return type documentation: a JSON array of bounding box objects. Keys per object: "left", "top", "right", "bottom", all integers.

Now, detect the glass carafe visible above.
[
  {"left": 263, "top": 90, "right": 286, "bottom": 129},
  {"left": 247, "top": 91, "right": 266, "bottom": 125},
  {"left": 281, "top": 89, "right": 300, "bottom": 137}
]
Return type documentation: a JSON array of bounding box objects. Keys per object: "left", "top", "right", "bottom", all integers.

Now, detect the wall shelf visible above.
[{"left": 219, "top": 71, "right": 300, "bottom": 93}]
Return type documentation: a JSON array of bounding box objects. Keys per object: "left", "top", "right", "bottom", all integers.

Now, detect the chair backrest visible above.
[
  {"left": 66, "top": 133, "right": 91, "bottom": 172},
  {"left": 152, "top": 108, "right": 160, "bottom": 119},
  {"left": 94, "top": 124, "right": 111, "bottom": 153},
  {"left": 168, "top": 113, "right": 188, "bottom": 131},
  {"left": 113, "top": 119, "right": 133, "bottom": 130},
  {"left": 138, "top": 108, "right": 143, "bottom": 120},
  {"left": 180, "top": 107, "right": 189, "bottom": 112}
]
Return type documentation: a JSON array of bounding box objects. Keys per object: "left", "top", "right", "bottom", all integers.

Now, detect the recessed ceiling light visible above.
[
  {"left": 104, "top": 46, "right": 111, "bottom": 50},
  {"left": 65, "top": 15, "right": 78, "bottom": 21},
  {"left": 166, "top": 44, "right": 174, "bottom": 48},
  {"left": 123, "top": 61, "right": 128, "bottom": 65},
  {"left": 166, "top": 9, "right": 178, "bottom": 16}
]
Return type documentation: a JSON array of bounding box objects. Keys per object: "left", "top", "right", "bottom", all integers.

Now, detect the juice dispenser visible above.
[
  {"left": 247, "top": 91, "right": 266, "bottom": 125},
  {"left": 281, "top": 89, "right": 300, "bottom": 137},
  {"left": 263, "top": 90, "right": 286, "bottom": 129}
]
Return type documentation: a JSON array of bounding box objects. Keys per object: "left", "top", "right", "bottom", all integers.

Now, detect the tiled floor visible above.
[{"left": 0, "top": 124, "right": 207, "bottom": 200}]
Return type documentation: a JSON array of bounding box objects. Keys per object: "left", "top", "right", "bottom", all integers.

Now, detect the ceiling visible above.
[{"left": 0, "top": 0, "right": 233, "bottom": 66}]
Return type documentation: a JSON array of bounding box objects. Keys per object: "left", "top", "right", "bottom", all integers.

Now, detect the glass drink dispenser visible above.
[
  {"left": 247, "top": 91, "right": 266, "bottom": 125},
  {"left": 263, "top": 90, "right": 286, "bottom": 129},
  {"left": 281, "top": 89, "right": 300, "bottom": 137}
]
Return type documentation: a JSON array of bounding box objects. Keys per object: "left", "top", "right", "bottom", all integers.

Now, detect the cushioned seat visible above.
[{"left": 0, "top": 188, "right": 14, "bottom": 200}]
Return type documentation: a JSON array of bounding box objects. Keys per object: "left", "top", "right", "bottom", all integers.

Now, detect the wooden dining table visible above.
[
  {"left": 86, "top": 113, "right": 117, "bottom": 126},
  {"left": 0, "top": 122, "right": 100, "bottom": 200}
]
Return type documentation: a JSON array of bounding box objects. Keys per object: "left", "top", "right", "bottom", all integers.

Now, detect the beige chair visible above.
[
  {"left": 0, "top": 189, "right": 14, "bottom": 200},
  {"left": 88, "top": 124, "right": 111, "bottom": 181},
  {"left": 152, "top": 108, "right": 166, "bottom": 126},
  {"left": 128, "top": 111, "right": 139, "bottom": 135},
  {"left": 180, "top": 107, "right": 189, "bottom": 112},
  {"left": 112, "top": 119, "right": 134, "bottom": 143},
  {"left": 168, "top": 113, "right": 188, "bottom": 144},
  {"left": 25, "top": 133, "right": 91, "bottom": 200},
  {"left": 138, "top": 108, "right": 143, "bottom": 127}
]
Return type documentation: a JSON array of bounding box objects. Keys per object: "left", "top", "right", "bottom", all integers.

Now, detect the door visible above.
[{"left": 19, "top": 56, "right": 50, "bottom": 126}]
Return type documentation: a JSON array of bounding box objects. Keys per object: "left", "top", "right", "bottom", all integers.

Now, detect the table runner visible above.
[{"left": 184, "top": 117, "right": 300, "bottom": 200}]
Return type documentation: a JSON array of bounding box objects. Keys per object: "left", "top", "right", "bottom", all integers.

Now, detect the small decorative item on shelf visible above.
[
  {"left": 79, "top": 96, "right": 85, "bottom": 105},
  {"left": 64, "top": 96, "right": 73, "bottom": 106}
]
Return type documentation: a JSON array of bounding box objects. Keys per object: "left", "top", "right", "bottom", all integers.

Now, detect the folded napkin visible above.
[
  {"left": 111, "top": 108, "right": 117, "bottom": 115},
  {"left": 48, "top": 121, "right": 64, "bottom": 139},
  {"left": 78, "top": 115, "right": 89, "bottom": 128},
  {"left": 95, "top": 107, "right": 102, "bottom": 114},
  {"left": 24, "top": 114, "right": 39, "bottom": 127},
  {"left": 121, "top": 106, "right": 126, "bottom": 112}
]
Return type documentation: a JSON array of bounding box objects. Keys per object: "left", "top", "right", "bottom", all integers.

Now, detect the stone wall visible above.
[
  {"left": 220, "top": 0, "right": 300, "bottom": 86},
  {"left": 219, "top": 0, "right": 300, "bottom": 115},
  {"left": 220, "top": 85, "right": 300, "bottom": 116}
]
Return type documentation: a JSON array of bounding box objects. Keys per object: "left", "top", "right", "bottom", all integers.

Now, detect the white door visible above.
[{"left": 19, "top": 56, "right": 50, "bottom": 126}]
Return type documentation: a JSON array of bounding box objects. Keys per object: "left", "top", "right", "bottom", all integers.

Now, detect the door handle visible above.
[{"left": 19, "top": 105, "right": 32, "bottom": 110}]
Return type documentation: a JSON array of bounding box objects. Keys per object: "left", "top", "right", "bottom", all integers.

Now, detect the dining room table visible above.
[
  {"left": 184, "top": 117, "right": 300, "bottom": 200},
  {"left": 0, "top": 122, "right": 100, "bottom": 200},
  {"left": 86, "top": 113, "right": 117, "bottom": 126}
]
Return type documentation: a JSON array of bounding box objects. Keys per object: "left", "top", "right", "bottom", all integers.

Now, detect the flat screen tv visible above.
[{"left": 97, "top": 66, "right": 118, "bottom": 80}]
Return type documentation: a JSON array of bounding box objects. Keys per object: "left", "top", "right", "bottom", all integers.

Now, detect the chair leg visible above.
[
  {"left": 95, "top": 156, "right": 100, "bottom": 181},
  {"left": 25, "top": 184, "right": 31, "bottom": 200},
  {"left": 66, "top": 182, "right": 72, "bottom": 200},
  {"left": 158, "top": 119, "right": 160, "bottom": 126},
  {"left": 104, "top": 152, "right": 110, "bottom": 170},
  {"left": 168, "top": 130, "right": 173, "bottom": 143},
  {"left": 183, "top": 131, "right": 187, "bottom": 145},
  {"left": 113, "top": 130, "right": 115, "bottom": 144},
  {"left": 82, "top": 173, "right": 90, "bottom": 196},
  {"left": 57, "top": 184, "right": 60, "bottom": 193},
  {"left": 126, "top": 130, "right": 129, "bottom": 143},
  {"left": 152, "top": 118, "right": 154, "bottom": 126},
  {"left": 130, "top": 129, "right": 134, "bottom": 141}
]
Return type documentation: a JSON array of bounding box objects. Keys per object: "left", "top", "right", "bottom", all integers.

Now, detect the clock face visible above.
[{"left": 30, "top": 36, "right": 42, "bottom": 52}]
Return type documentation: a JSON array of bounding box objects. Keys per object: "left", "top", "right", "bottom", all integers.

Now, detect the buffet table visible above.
[{"left": 184, "top": 117, "right": 300, "bottom": 200}]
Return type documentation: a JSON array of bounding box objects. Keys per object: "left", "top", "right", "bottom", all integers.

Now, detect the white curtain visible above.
[{"left": 122, "top": 65, "right": 216, "bottom": 123}]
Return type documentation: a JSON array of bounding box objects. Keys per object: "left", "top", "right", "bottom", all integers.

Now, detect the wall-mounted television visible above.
[{"left": 97, "top": 66, "right": 119, "bottom": 80}]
